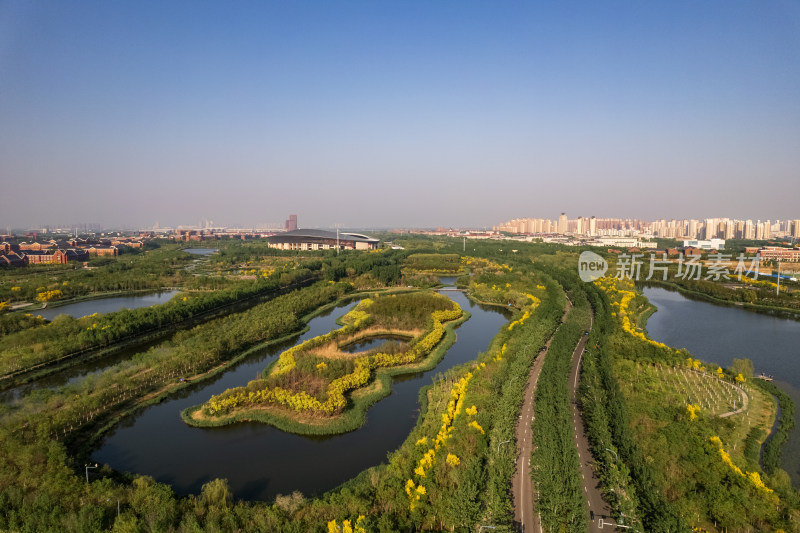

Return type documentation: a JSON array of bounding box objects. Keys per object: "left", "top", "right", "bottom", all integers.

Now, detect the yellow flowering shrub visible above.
[
  {"left": 469, "top": 420, "right": 485, "bottom": 434},
  {"left": 709, "top": 436, "right": 774, "bottom": 494},
  {"left": 204, "top": 295, "right": 462, "bottom": 417},
  {"left": 36, "top": 289, "right": 63, "bottom": 302},
  {"left": 594, "top": 277, "right": 670, "bottom": 350}
]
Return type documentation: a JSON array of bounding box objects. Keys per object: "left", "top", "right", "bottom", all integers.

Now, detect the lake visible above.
[
  {"left": 183, "top": 249, "right": 218, "bottom": 255},
  {"left": 91, "top": 285, "right": 510, "bottom": 501},
  {"left": 643, "top": 286, "right": 800, "bottom": 486},
  {"left": 38, "top": 290, "right": 179, "bottom": 321}
]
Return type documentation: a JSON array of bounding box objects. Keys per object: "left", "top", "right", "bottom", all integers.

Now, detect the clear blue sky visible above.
[{"left": 1, "top": 1, "right": 799, "bottom": 229}]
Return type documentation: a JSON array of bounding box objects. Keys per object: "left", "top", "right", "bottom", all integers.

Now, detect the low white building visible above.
[
  {"left": 596, "top": 237, "right": 638, "bottom": 248},
  {"left": 682, "top": 239, "right": 726, "bottom": 251}
]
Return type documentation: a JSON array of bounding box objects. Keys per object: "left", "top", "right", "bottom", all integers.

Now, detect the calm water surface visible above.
[
  {"left": 183, "top": 249, "right": 218, "bottom": 256},
  {"left": 92, "top": 287, "right": 509, "bottom": 501},
  {"left": 643, "top": 286, "right": 800, "bottom": 485},
  {"left": 340, "top": 335, "right": 410, "bottom": 353},
  {"left": 0, "top": 336, "right": 168, "bottom": 403},
  {"left": 39, "top": 291, "right": 179, "bottom": 321}
]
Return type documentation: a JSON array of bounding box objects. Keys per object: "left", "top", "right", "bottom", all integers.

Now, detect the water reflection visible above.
[
  {"left": 38, "top": 291, "right": 179, "bottom": 321},
  {"left": 92, "top": 290, "right": 510, "bottom": 501},
  {"left": 644, "top": 286, "right": 800, "bottom": 486}
]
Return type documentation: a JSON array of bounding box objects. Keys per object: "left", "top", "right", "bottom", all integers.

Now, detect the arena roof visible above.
[{"left": 267, "top": 229, "right": 379, "bottom": 244}]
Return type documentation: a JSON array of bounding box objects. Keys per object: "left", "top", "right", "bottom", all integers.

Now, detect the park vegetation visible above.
[
  {"left": 185, "top": 291, "right": 464, "bottom": 432},
  {"left": 0, "top": 244, "right": 193, "bottom": 305},
  {"left": 0, "top": 261, "right": 322, "bottom": 381},
  {"left": 590, "top": 274, "right": 800, "bottom": 532},
  {"left": 403, "top": 253, "right": 463, "bottom": 274},
  {"left": 529, "top": 285, "right": 590, "bottom": 532},
  {"left": 0, "top": 238, "right": 798, "bottom": 532}
]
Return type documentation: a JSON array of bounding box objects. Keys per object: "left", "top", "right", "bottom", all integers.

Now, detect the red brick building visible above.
[
  {"left": 758, "top": 247, "right": 800, "bottom": 261},
  {"left": 24, "top": 249, "right": 90, "bottom": 264},
  {"left": 0, "top": 252, "right": 26, "bottom": 267}
]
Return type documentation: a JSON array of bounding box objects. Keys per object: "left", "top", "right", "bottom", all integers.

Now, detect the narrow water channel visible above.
[
  {"left": 643, "top": 286, "right": 800, "bottom": 486},
  {"left": 38, "top": 290, "right": 180, "bottom": 321},
  {"left": 91, "top": 285, "right": 510, "bottom": 501}
]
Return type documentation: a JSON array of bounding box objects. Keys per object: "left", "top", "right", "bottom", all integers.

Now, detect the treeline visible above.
[
  {"left": 322, "top": 250, "right": 407, "bottom": 286},
  {"left": 330, "top": 261, "right": 557, "bottom": 531},
  {"left": 481, "top": 273, "right": 565, "bottom": 528},
  {"left": 529, "top": 286, "right": 590, "bottom": 532},
  {"left": 0, "top": 245, "right": 194, "bottom": 303},
  {"left": 0, "top": 312, "right": 46, "bottom": 336},
  {"left": 367, "top": 291, "right": 454, "bottom": 330},
  {"left": 649, "top": 277, "right": 800, "bottom": 312},
  {"left": 0, "top": 283, "right": 358, "bottom": 532},
  {"left": 0, "top": 264, "right": 321, "bottom": 378},
  {"left": 579, "top": 282, "right": 683, "bottom": 532},
  {"left": 0, "top": 252, "right": 551, "bottom": 532},
  {"left": 587, "top": 274, "right": 800, "bottom": 531},
  {"left": 4, "top": 280, "right": 351, "bottom": 446},
  {"left": 403, "top": 253, "right": 462, "bottom": 273},
  {"left": 752, "top": 379, "right": 796, "bottom": 475}
]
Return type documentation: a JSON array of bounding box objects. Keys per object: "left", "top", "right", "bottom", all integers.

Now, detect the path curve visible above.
[
  {"left": 511, "top": 298, "right": 571, "bottom": 532},
  {"left": 568, "top": 311, "right": 613, "bottom": 532}
]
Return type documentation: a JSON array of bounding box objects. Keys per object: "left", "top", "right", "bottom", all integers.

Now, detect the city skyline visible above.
[
  {"left": 496, "top": 214, "right": 800, "bottom": 240},
  {"left": 5, "top": 209, "right": 800, "bottom": 236},
  {"left": 2, "top": 2, "right": 799, "bottom": 228}
]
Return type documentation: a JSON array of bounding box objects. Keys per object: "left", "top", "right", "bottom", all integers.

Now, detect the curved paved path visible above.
[
  {"left": 568, "top": 311, "right": 613, "bottom": 531},
  {"left": 511, "top": 299, "right": 571, "bottom": 532}
]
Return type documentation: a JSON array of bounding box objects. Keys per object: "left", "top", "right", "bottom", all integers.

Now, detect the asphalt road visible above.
[
  {"left": 512, "top": 299, "right": 571, "bottom": 533},
  {"left": 567, "top": 312, "right": 613, "bottom": 532},
  {"left": 511, "top": 340, "right": 547, "bottom": 533}
]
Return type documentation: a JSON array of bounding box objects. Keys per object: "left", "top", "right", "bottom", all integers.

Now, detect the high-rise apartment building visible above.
[
  {"left": 704, "top": 218, "right": 717, "bottom": 240},
  {"left": 724, "top": 220, "right": 735, "bottom": 239},
  {"left": 576, "top": 217, "right": 585, "bottom": 235},
  {"left": 744, "top": 219, "right": 755, "bottom": 240},
  {"left": 558, "top": 213, "right": 568, "bottom": 234}
]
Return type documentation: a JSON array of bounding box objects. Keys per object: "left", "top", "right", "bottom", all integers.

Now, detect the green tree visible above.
[
  {"left": 200, "top": 478, "right": 233, "bottom": 511},
  {"left": 729, "top": 358, "right": 754, "bottom": 379},
  {"left": 130, "top": 476, "right": 177, "bottom": 532}
]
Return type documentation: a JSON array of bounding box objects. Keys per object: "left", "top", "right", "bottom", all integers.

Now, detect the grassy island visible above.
[{"left": 182, "top": 291, "right": 466, "bottom": 434}]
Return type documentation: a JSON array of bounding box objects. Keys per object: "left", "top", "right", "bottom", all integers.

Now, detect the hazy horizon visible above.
[{"left": 2, "top": 1, "right": 799, "bottom": 229}]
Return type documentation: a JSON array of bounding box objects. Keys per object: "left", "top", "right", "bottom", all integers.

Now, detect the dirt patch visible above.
[{"left": 308, "top": 327, "right": 419, "bottom": 360}]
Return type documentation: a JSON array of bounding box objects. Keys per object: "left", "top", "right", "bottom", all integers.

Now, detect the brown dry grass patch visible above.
[{"left": 308, "top": 326, "right": 419, "bottom": 360}]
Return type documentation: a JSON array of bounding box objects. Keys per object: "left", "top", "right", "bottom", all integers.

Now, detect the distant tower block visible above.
[
  {"left": 558, "top": 212, "right": 568, "bottom": 234},
  {"left": 285, "top": 214, "right": 298, "bottom": 232}
]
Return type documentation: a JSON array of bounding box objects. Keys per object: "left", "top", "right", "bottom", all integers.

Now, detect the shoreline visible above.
[
  {"left": 639, "top": 279, "right": 800, "bottom": 321},
  {"left": 181, "top": 299, "right": 470, "bottom": 436}
]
